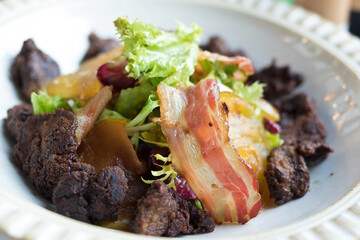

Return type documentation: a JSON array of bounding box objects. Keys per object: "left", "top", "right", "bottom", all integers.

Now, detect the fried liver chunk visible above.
[
  {"left": 87, "top": 166, "right": 128, "bottom": 223},
  {"left": 278, "top": 93, "right": 333, "bottom": 165},
  {"left": 52, "top": 169, "right": 93, "bottom": 222},
  {"left": 173, "top": 194, "right": 215, "bottom": 235},
  {"left": 82, "top": 33, "right": 119, "bottom": 62},
  {"left": 265, "top": 145, "right": 310, "bottom": 205},
  {"left": 5, "top": 104, "right": 33, "bottom": 140},
  {"left": 131, "top": 181, "right": 176, "bottom": 236},
  {"left": 11, "top": 39, "right": 60, "bottom": 101},
  {"left": 265, "top": 93, "right": 333, "bottom": 204},
  {"left": 53, "top": 166, "right": 128, "bottom": 223},
  {"left": 131, "top": 181, "right": 215, "bottom": 237},
  {"left": 247, "top": 60, "right": 304, "bottom": 101},
  {"left": 200, "top": 36, "right": 247, "bottom": 57},
  {"left": 12, "top": 109, "right": 79, "bottom": 199}
]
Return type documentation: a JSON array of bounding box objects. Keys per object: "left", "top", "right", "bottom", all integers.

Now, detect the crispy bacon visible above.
[{"left": 157, "top": 79, "right": 261, "bottom": 224}]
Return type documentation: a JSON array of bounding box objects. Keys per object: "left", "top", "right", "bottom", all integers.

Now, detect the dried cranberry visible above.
[
  {"left": 264, "top": 118, "right": 281, "bottom": 134},
  {"left": 96, "top": 61, "right": 137, "bottom": 92},
  {"left": 173, "top": 175, "right": 197, "bottom": 199}
]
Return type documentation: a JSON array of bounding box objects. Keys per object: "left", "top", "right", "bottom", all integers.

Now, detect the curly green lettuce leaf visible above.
[
  {"left": 31, "top": 91, "right": 68, "bottom": 114},
  {"left": 124, "top": 94, "right": 159, "bottom": 150},
  {"left": 237, "top": 81, "right": 264, "bottom": 103},
  {"left": 265, "top": 131, "right": 284, "bottom": 150},
  {"left": 114, "top": 17, "right": 201, "bottom": 87},
  {"left": 142, "top": 154, "right": 177, "bottom": 190},
  {"left": 67, "top": 99, "right": 82, "bottom": 114},
  {"left": 126, "top": 94, "right": 159, "bottom": 127},
  {"left": 196, "top": 59, "right": 246, "bottom": 86},
  {"left": 140, "top": 129, "right": 169, "bottom": 148},
  {"left": 114, "top": 17, "right": 201, "bottom": 126}
]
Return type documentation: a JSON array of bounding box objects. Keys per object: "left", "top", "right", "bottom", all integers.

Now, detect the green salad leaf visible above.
[
  {"left": 97, "top": 108, "right": 126, "bottom": 123},
  {"left": 142, "top": 154, "right": 177, "bottom": 190},
  {"left": 126, "top": 94, "right": 159, "bottom": 127},
  {"left": 265, "top": 131, "right": 284, "bottom": 150},
  {"left": 237, "top": 81, "right": 264, "bottom": 103},
  {"left": 122, "top": 93, "right": 159, "bottom": 150},
  {"left": 113, "top": 17, "right": 202, "bottom": 147},
  {"left": 196, "top": 59, "right": 248, "bottom": 87},
  {"left": 195, "top": 59, "right": 264, "bottom": 103},
  {"left": 126, "top": 122, "right": 155, "bottom": 136},
  {"left": 31, "top": 91, "right": 68, "bottom": 114},
  {"left": 114, "top": 17, "right": 201, "bottom": 87},
  {"left": 194, "top": 199, "right": 204, "bottom": 211},
  {"left": 115, "top": 80, "right": 153, "bottom": 119},
  {"left": 140, "top": 130, "right": 169, "bottom": 148}
]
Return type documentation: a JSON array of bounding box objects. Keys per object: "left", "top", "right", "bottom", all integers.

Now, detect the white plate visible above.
[{"left": 0, "top": 0, "right": 360, "bottom": 239}]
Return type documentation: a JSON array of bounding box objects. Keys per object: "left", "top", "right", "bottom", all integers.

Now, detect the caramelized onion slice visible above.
[
  {"left": 78, "top": 119, "right": 146, "bottom": 175},
  {"left": 75, "top": 86, "right": 113, "bottom": 145}
]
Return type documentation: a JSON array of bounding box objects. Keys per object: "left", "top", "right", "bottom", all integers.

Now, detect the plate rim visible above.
[{"left": 0, "top": 0, "right": 359, "bottom": 239}]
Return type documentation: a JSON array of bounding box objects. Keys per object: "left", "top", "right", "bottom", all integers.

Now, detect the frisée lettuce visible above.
[
  {"left": 114, "top": 17, "right": 201, "bottom": 87},
  {"left": 31, "top": 91, "right": 68, "bottom": 114}
]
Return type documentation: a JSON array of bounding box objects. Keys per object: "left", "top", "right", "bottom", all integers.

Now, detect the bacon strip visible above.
[{"left": 158, "top": 79, "right": 261, "bottom": 224}]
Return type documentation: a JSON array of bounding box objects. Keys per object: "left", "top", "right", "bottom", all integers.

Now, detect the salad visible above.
[{"left": 5, "top": 17, "right": 333, "bottom": 236}]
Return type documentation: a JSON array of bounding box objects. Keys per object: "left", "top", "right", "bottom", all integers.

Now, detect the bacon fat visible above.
[{"left": 157, "top": 79, "right": 261, "bottom": 224}]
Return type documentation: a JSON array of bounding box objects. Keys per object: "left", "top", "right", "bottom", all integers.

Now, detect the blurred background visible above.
[
  {"left": 1, "top": 0, "right": 359, "bottom": 36},
  {"left": 278, "top": 0, "right": 360, "bottom": 37},
  {"left": 1, "top": 0, "right": 360, "bottom": 34}
]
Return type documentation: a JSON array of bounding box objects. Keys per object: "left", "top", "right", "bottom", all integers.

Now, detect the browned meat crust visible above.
[
  {"left": 265, "top": 145, "right": 310, "bottom": 205},
  {"left": 115, "top": 166, "right": 149, "bottom": 223},
  {"left": 265, "top": 92, "right": 333, "bottom": 205},
  {"left": 131, "top": 181, "right": 177, "bottom": 236},
  {"left": 297, "top": 141, "right": 333, "bottom": 165},
  {"left": 174, "top": 194, "right": 216, "bottom": 235},
  {"left": 87, "top": 166, "right": 128, "bottom": 223},
  {"left": 11, "top": 39, "right": 60, "bottom": 101},
  {"left": 131, "top": 181, "right": 215, "bottom": 237},
  {"left": 5, "top": 104, "right": 33, "bottom": 140},
  {"left": 13, "top": 109, "right": 80, "bottom": 199},
  {"left": 82, "top": 33, "right": 119, "bottom": 62},
  {"left": 52, "top": 170, "right": 93, "bottom": 222},
  {"left": 200, "top": 36, "right": 246, "bottom": 57},
  {"left": 247, "top": 60, "right": 304, "bottom": 101},
  {"left": 278, "top": 93, "right": 333, "bottom": 165},
  {"left": 53, "top": 166, "right": 128, "bottom": 223}
]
